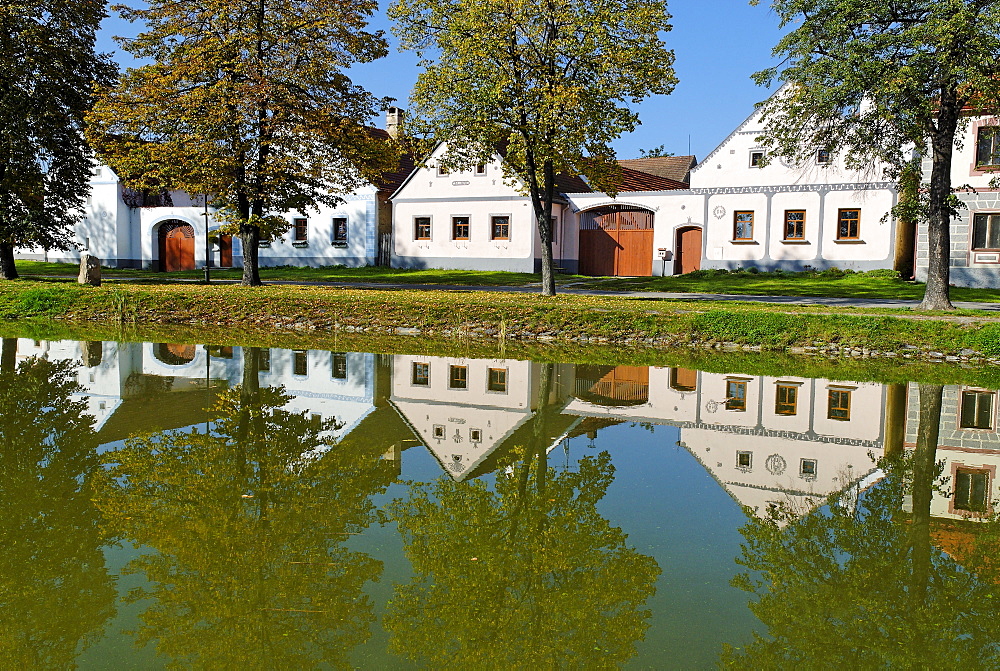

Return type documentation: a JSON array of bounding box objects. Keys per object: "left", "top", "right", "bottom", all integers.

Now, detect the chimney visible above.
[{"left": 386, "top": 107, "right": 404, "bottom": 139}]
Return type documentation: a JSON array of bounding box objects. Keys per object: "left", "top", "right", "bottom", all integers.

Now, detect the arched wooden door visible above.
[
  {"left": 158, "top": 221, "right": 196, "bottom": 272},
  {"left": 579, "top": 206, "right": 654, "bottom": 276},
  {"left": 674, "top": 226, "right": 702, "bottom": 275}
]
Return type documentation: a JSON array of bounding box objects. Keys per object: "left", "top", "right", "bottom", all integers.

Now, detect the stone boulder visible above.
[{"left": 78, "top": 253, "right": 101, "bottom": 286}]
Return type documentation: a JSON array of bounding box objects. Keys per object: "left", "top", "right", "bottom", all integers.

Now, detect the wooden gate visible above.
[
  {"left": 159, "top": 221, "right": 196, "bottom": 271},
  {"left": 579, "top": 207, "right": 654, "bottom": 276},
  {"left": 674, "top": 226, "right": 702, "bottom": 275},
  {"left": 573, "top": 365, "right": 650, "bottom": 406}
]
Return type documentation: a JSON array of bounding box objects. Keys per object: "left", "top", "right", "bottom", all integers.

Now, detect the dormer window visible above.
[{"left": 749, "top": 151, "right": 764, "bottom": 168}]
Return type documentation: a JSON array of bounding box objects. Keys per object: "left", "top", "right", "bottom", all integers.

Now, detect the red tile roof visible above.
[
  {"left": 615, "top": 165, "right": 688, "bottom": 192},
  {"left": 367, "top": 128, "right": 417, "bottom": 194}
]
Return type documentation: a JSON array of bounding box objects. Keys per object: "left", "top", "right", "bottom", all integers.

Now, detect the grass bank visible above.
[
  {"left": 15, "top": 260, "right": 1000, "bottom": 304},
  {"left": 3, "top": 280, "right": 1000, "bottom": 359}
]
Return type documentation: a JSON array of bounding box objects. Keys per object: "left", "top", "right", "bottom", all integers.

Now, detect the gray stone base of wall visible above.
[
  {"left": 703, "top": 258, "right": 892, "bottom": 273},
  {"left": 917, "top": 266, "right": 1000, "bottom": 289},
  {"left": 394, "top": 256, "right": 536, "bottom": 273}
]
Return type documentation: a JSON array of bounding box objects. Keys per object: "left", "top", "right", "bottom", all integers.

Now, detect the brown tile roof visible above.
[
  {"left": 554, "top": 172, "right": 591, "bottom": 193},
  {"left": 615, "top": 165, "right": 688, "bottom": 192},
  {"left": 618, "top": 155, "right": 697, "bottom": 184},
  {"left": 367, "top": 128, "right": 417, "bottom": 193}
]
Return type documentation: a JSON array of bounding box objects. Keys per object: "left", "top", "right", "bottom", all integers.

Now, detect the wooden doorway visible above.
[
  {"left": 158, "top": 221, "right": 196, "bottom": 272},
  {"left": 674, "top": 226, "right": 702, "bottom": 275},
  {"left": 579, "top": 206, "right": 654, "bottom": 276},
  {"left": 218, "top": 233, "right": 233, "bottom": 267}
]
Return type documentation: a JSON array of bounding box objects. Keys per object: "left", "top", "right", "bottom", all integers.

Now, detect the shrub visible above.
[{"left": 863, "top": 268, "right": 902, "bottom": 279}]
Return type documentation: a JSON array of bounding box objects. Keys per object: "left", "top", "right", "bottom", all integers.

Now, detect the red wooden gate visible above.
[
  {"left": 158, "top": 222, "right": 196, "bottom": 272},
  {"left": 579, "top": 207, "right": 654, "bottom": 276}
]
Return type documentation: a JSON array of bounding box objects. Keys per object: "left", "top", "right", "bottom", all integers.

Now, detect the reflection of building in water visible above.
[
  {"left": 388, "top": 355, "right": 578, "bottom": 480},
  {"left": 565, "top": 366, "right": 891, "bottom": 515},
  {"left": 905, "top": 384, "right": 1000, "bottom": 521},
  {"left": 10, "top": 339, "right": 378, "bottom": 453}
]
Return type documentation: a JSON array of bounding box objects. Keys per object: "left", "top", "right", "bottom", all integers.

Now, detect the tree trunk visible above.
[
  {"left": 919, "top": 97, "right": 959, "bottom": 310},
  {"left": 1, "top": 338, "right": 16, "bottom": 372},
  {"left": 239, "top": 224, "right": 262, "bottom": 286},
  {"left": 0, "top": 243, "right": 18, "bottom": 280},
  {"left": 538, "top": 210, "right": 556, "bottom": 296},
  {"left": 910, "top": 383, "right": 942, "bottom": 608},
  {"left": 894, "top": 162, "right": 920, "bottom": 280}
]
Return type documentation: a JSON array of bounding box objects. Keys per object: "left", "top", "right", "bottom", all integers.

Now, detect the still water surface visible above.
[{"left": 3, "top": 337, "right": 1000, "bottom": 669}]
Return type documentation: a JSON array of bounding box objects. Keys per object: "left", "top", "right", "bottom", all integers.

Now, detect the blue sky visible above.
[{"left": 96, "top": 0, "right": 785, "bottom": 162}]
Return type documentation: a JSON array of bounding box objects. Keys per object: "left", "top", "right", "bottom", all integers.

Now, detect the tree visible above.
[
  {"left": 0, "top": 356, "right": 117, "bottom": 667},
  {"left": 386, "top": 365, "right": 660, "bottom": 667},
  {"left": 87, "top": 0, "right": 397, "bottom": 286},
  {"left": 389, "top": 0, "right": 677, "bottom": 295},
  {"left": 0, "top": 0, "right": 115, "bottom": 279},
  {"left": 722, "top": 384, "right": 1000, "bottom": 668},
  {"left": 638, "top": 144, "right": 675, "bottom": 158},
  {"left": 750, "top": 0, "right": 1000, "bottom": 310},
  {"left": 95, "top": 348, "right": 396, "bottom": 666}
]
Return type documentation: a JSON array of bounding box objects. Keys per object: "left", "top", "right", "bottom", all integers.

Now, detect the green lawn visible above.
[{"left": 14, "top": 260, "right": 1000, "bottom": 303}]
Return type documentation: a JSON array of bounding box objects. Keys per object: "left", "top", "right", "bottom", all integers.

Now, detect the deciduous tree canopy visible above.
[
  {"left": 390, "top": 0, "right": 677, "bottom": 294},
  {"left": 0, "top": 0, "right": 114, "bottom": 279},
  {"left": 87, "top": 0, "right": 397, "bottom": 285},
  {"left": 751, "top": 0, "right": 1000, "bottom": 309}
]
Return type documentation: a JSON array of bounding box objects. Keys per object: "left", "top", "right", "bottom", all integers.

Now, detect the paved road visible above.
[{"left": 33, "top": 275, "right": 1000, "bottom": 311}]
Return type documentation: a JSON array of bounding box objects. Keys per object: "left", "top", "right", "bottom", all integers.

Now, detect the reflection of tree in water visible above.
[
  {"left": 96, "top": 348, "right": 394, "bottom": 668},
  {"left": 723, "top": 384, "right": 1000, "bottom": 668},
  {"left": 0, "top": 351, "right": 116, "bottom": 668},
  {"left": 387, "top": 363, "right": 660, "bottom": 669}
]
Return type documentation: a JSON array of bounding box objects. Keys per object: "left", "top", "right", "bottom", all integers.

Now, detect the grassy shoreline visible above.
[{"left": 3, "top": 280, "right": 1000, "bottom": 360}]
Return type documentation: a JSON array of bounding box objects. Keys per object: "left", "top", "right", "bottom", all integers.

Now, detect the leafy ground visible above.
[
  {"left": 3, "top": 280, "right": 1000, "bottom": 357},
  {"left": 15, "top": 261, "right": 1000, "bottom": 304}
]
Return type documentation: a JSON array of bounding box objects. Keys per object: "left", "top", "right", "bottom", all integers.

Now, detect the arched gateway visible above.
[
  {"left": 158, "top": 220, "right": 196, "bottom": 272},
  {"left": 578, "top": 205, "right": 654, "bottom": 276}
]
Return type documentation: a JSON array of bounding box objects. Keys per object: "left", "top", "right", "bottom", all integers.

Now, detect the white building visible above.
[{"left": 16, "top": 111, "right": 413, "bottom": 271}]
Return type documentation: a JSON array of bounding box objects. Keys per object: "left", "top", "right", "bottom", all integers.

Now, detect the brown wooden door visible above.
[
  {"left": 219, "top": 234, "right": 233, "bottom": 267},
  {"left": 579, "top": 208, "right": 653, "bottom": 276},
  {"left": 674, "top": 226, "right": 702, "bottom": 274},
  {"left": 160, "top": 223, "right": 196, "bottom": 272}
]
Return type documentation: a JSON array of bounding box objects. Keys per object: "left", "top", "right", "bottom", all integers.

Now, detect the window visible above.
[
  {"left": 733, "top": 211, "right": 754, "bottom": 241},
  {"left": 977, "top": 126, "right": 1000, "bottom": 168},
  {"left": 726, "top": 379, "right": 747, "bottom": 411},
  {"left": 972, "top": 213, "right": 1000, "bottom": 250},
  {"left": 311, "top": 413, "right": 322, "bottom": 427},
  {"left": 775, "top": 384, "right": 798, "bottom": 415},
  {"left": 837, "top": 209, "right": 860, "bottom": 240},
  {"left": 800, "top": 459, "right": 817, "bottom": 477},
  {"left": 293, "top": 350, "right": 308, "bottom": 376},
  {"left": 433, "top": 424, "right": 446, "bottom": 439},
  {"left": 491, "top": 215, "right": 510, "bottom": 240},
  {"left": 816, "top": 149, "right": 832, "bottom": 165},
  {"left": 331, "top": 352, "right": 347, "bottom": 379},
  {"left": 827, "top": 388, "right": 851, "bottom": 420},
  {"left": 955, "top": 468, "right": 989, "bottom": 513},
  {"left": 470, "top": 428, "right": 483, "bottom": 442},
  {"left": 487, "top": 368, "right": 508, "bottom": 393},
  {"left": 449, "top": 365, "right": 468, "bottom": 389},
  {"left": 475, "top": 164, "right": 487, "bottom": 175},
  {"left": 437, "top": 164, "right": 448, "bottom": 176},
  {"left": 737, "top": 451, "right": 753, "bottom": 469},
  {"left": 670, "top": 367, "right": 697, "bottom": 392},
  {"left": 784, "top": 210, "right": 805, "bottom": 241},
  {"left": 415, "top": 216, "right": 431, "bottom": 240},
  {"left": 412, "top": 362, "right": 430, "bottom": 386},
  {"left": 293, "top": 217, "right": 308, "bottom": 242},
  {"left": 260, "top": 349, "right": 271, "bottom": 372},
  {"left": 749, "top": 151, "right": 764, "bottom": 167},
  {"left": 452, "top": 216, "right": 470, "bottom": 240},
  {"left": 332, "top": 217, "right": 348, "bottom": 244},
  {"left": 960, "top": 390, "right": 994, "bottom": 429},
  {"left": 551, "top": 216, "right": 559, "bottom": 244}
]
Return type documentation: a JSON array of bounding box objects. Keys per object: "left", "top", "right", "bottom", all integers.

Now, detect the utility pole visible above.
[{"left": 203, "top": 194, "right": 212, "bottom": 284}]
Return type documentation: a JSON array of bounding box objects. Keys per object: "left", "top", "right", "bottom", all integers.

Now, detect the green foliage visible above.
[
  {"left": 0, "top": 355, "right": 116, "bottom": 666},
  {"left": 692, "top": 310, "right": 802, "bottom": 348},
  {"left": 638, "top": 144, "right": 674, "bottom": 158},
  {"left": 965, "top": 323, "right": 1000, "bottom": 357},
  {"left": 0, "top": 285, "right": 76, "bottom": 318},
  {"left": 88, "top": 0, "right": 397, "bottom": 285},
  {"left": 863, "top": 268, "right": 902, "bottom": 279},
  {"left": 387, "top": 448, "right": 660, "bottom": 668},
  {"left": 0, "top": 0, "right": 115, "bottom": 259},
  {"left": 389, "top": 0, "right": 676, "bottom": 294},
  {"left": 95, "top": 351, "right": 395, "bottom": 667}
]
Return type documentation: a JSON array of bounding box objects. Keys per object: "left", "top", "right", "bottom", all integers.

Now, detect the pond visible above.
[{"left": 3, "top": 336, "right": 1000, "bottom": 669}]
